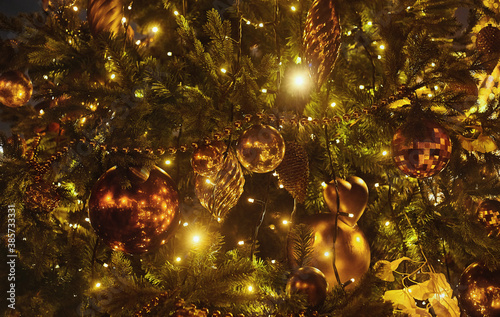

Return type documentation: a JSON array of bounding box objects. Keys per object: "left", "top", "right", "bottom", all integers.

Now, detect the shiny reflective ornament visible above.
[
  {"left": 323, "top": 176, "right": 368, "bottom": 227},
  {"left": 291, "top": 213, "right": 371, "bottom": 289},
  {"left": 286, "top": 266, "right": 328, "bottom": 307},
  {"left": 392, "top": 120, "right": 452, "bottom": 178},
  {"left": 477, "top": 200, "right": 500, "bottom": 237},
  {"left": 195, "top": 151, "right": 245, "bottom": 221},
  {"left": 191, "top": 141, "right": 226, "bottom": 177},
  {"left": 458, "top": 262, "right": 500, "bottom": 317},
  {"left": 236, "top": 124, "right": 285, "bottom": 173},
  {"left": 0, "top": 70, "right": 33, "bottom": 108},
  {"left": 88, "top": 166, "right": 180, "bottom": 254}
]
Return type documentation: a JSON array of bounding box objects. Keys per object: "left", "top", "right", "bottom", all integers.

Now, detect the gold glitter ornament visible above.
[
  {"left": 195, "top": 151, "right": 245, "bottom": 221},
  {"left": 88, "top": 166, "right": 180, "bottom": 254},
  {"left": 236, "top": 124, "right": 285, "bottom": 173},
  {"left": 0, "top": 70, "right": 33, "bottom": 108},
  {"left": 391, "top": 120, "right": 452, "bottom": 178},
  {"left": 275, "top": 142, "right": 309, "bottom": 203},
  {"left": 191, "top": 141, "right": 226, "bottom": 178}
]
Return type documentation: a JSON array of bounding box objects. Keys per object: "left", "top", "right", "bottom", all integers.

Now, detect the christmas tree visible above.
[{"left": 1, "top": 0, "right": 500, "bottom": 316}]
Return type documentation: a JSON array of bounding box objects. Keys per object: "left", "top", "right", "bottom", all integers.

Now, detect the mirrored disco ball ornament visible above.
[
  {"left": 391, "top": 120, "right": 452, "bottom": 178},
  {"left": 88, "top": 166, "right": 181, "bottom": 254}
]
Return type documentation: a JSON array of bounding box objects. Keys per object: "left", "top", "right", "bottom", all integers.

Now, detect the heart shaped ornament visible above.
[{"left": 323, "top": 176, "right": 368, "bottom": 227}]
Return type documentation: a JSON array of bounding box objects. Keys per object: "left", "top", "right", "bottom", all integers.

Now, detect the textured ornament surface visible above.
[
  {"left": 476, "top": 24, "right": 500, "bottom": 72},
  {"left": 87, "top": 0, "right": 125, "bottom": 36},
  {"left": 88, "top": 166, "right": 180, "bottom": 254},
  {"left": 303, "top": 0, "right": 341, "bottom": 87},
  {"left": 0, "top": 71, "right": 33, "bottom": 108},
  {"left": 323, "top": 176, "right": 368, "bottom": 227},
  {"left": 195, "top": 151, "right": 245, "bottom": 221},
  {"left": 191, "top": 141, "right": 226, "bottom": 178},
  {"left": 236, "top": 124, "right": 285, "bottom": 173},
  {"left": 25, "top": 181, "right": 60, "bottom": 213},
  {"left": 275, "top": 142, "right": 309, "bottom": 203},
  {"left": 286, "top": 266, "right": 328, "bottom": 307},
  {"left": 392, "top": 121, "right": 452, "bottom": 178},
  {"left": 458, "top": 262, "right": 500, "bottom": 317},
  {"left": 295, "top": 213, "right": 371, "bottom": 288},
  {"left": 477, "top": 200, "right": 500, "bottom": 237}
]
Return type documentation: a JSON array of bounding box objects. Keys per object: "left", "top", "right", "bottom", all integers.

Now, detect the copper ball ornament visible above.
[
  {"left": 0, "top": 70, "right": 33, "bottom": 108},
  {"left": 88, "top": 166, "right": 181, "bottom": 254},
  {"left": 477, "top": 200, "right": 500, "bottom": 237},
  {"left": 286, "top": 266, "right": 328, "bottom": 307},
  {"left": 458, "top": 262, "right": 500, "bottom": 317},
  {"left": 236, "top": 124, "right": 285, "bottom": 173},
  {"left": 191, "top": 141, "right": 226, "bottom": 177},
  {"left": 322, "top": 176, "right": 368, "bottom": 227},
  {"left": 391, "top": 120, "right": 452, "bottom": 178}
]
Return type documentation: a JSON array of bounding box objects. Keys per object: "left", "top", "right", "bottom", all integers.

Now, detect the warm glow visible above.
[
  {"left": 379, "top": 44, "right": 385, "bottom": 50},
  {"left": 324, "top": 251, "right": 330, "bottom": 257},
  {"left": 431, "top": 62, "right": 436, "bottom": 67},
  {"left": 271, "top": 260, "right": 276, "bottom": 264},
  {"left": 152, "top": 26, "right": 159, "bottom": 33},
  {"left": 183, "top": 222, "right": 188, "bottom": 227},
  {"left": 295, "top": 57, "right": 302, "bottom": 64},
  {"left": 348, "top": 213, "right": 354, "bottom": 218},
  {"left": 72, "top": 6, "right": 78, "bottom": 11},
  {"left": 247, "top": 285, "right": 254, "bottom": 292},
  {"left": 220, "top": 68, "right": 227, "bottom": 73},
  {"left": 193, "top": 235, "right": 200, "bottom": 243},
  {"left": 382, "top": 150, "right": 388, "bottom": 156},
  {"left": 136, "top": 40, "right": 141, "bottom": 45},
  {"left": 110, "top": 73, "right": 116, "bottom": 80},
  {"left": 121, "top": 17, "right": 127, "bottom": 23},
  {"left": 385, "top": 221, "right": 390, "bottom": 227},
  {"left": 269, "top": 224, "right": 275, "bottom": 230},
  {"left": 279, "top": 184, "right": 284, "bottom": 188},
  {"left": 95, "top": 282, "right": 101, "bottom": 288},
  {"left": 167, "top": 52, "right": 173, "bottom": 56},
  {"left": 85, "top": 218, "right": 90, "bottom": 222},
  {"left": 248, "top": 198, "right": 255, "bottom": 203},
  {"left": 165, "top": 159, "right": 172, "bottom": 165},
  {"left": 294, "top": 75, "right": 305, "bottom": 86},
  {"left": 291, "top": 5, "right": 296, "bottom": 11},
  {"left": 176, "top": 257, "right": 181, "bottom": 262},
  {"left": 39, "top": 109, "right": 44, "bottom": 115},
  {"left": 174, "top": 10, "right": 179, "bottom": 15},
  {"left": 356, "top": 236, "right": 361, "bottom": 243},
  {"left": 282, "top": 220, "right": 289, "bottom": 225},
  {"left": 330, "top": 102, "right": 336, "bottom": 108},
  {"left": 367, "top": 21, "right": 372, "bottom": 26},
  {"left": 258, "top": 23, "right": 264, "bottom": 27},
  {"left": 238, "top": 240, "right": 244, "bottom": 245},
  {"left": 261, "top": 88, "right": 267, "bottom": 93},
  {"left": 103, "top": 263, "right": 108, "bottom": 268},
  {"left": 359, "top": 84, "right": 365, "bottom": 90},
  {"left": 321, "top": 182, "right": 327, "bottom": 188}
]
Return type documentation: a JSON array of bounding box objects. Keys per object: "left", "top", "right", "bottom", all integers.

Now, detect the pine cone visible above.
[
  {"left": 87, "top": 0, "right": 125, "bottom": 36},
  {"left": 476, "top": 24, "right": 500, "bottom": 72},
  {"left": 303, "top": 0, "right": 342, "bottom": 88},
  {"left": 276, "top": 142, "right": 309, "bottom": 203}
]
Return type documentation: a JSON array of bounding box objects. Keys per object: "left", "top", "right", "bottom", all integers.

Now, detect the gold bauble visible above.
[
  {"left": 286, "top": 266, "right": 328, "bottom": 307},
  {"left": 300, "top": 213, "right": 371, "bottom": 288},
  {"left": 0, "top": 70, "right": 33, "bottom": 108},
  {"left": 392, "top": 120, "right": 452, "bottom": 178},
  {"left": 322, "top": 176, "right": 368, "bottom": 227},
  {"left": 191, "top": 141, "right": 226, "bottom": 177},
  {"left": 458, "top": 262, "right": 500, "bottom": 317},
  {"left": 236, "top": 124, "right": 285, "bottom": 173},
  {"left": 88, "top": 166, "right": 180, "bottom": 254}
]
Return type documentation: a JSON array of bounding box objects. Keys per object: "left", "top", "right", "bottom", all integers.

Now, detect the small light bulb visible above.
[
  {"left": 248, "top": 198, "right": 255, "bottom": 203},
  {"left": 367, "top": 21, "right": 372, "bottom": 26},
  {"left": 379, "top": 44, "right": 385, "bottom": 50},
  {"left": 95, "top": 282, "right": 101, "bottom": 288},
  {"left": 324, "top": 251, "right": 330, "bottom": 257},
  {"left": 294, "top": 75, "right": 305, "bottom": 86},
  {"left": 128, "top": 5, "right": 132, "bottom": 10},
  {"left": 176, "top": 257, "right": 181, "bottom": 262},
  {"left": 193, "top": 235, "right": 200, "bottom": 243},
  {"left": 261, "top": 88, "right": 267, "bottom": 93},
  {"left": 39, "top": 109, "right": 45, "bottom": 115},
  {"left": 248, "top": 285, "right": 254, "bottom": 292},
  {"left": 350, "top": 278, "right": 355, "bottom": 282},
  {"left": 434, "top": 85, "right": 439, "bottom": 91},
  {"left": 246, "top": 20, "right": 251, "bottom": 25},
  {"left": 330, "top": 102, "right": 336, "bottom": 108},
  {"left": 165, "top": 159, "right": 172, "bottom": 165},
  {"left": 183, "top": 222, "right": 188, "bottom": 227},
  {"left": 348, "top": 213, "right": 354, "bottom": 218},
  {"left": 103, "top": 263, "right": 108, "bottom": 267},
  {"left": 167, "top": 52, "right": 173, "bottom": 56},
  {"left": 152, "top": 26, "right": 159, "bottom": 33},
  {"left": 85, "top": 217, "right": 90, "bottom": 222},
  {"left": 174, "top": 10, "right": 179, "bottom": 15},
  {"left": 135, "top": 40, "right": 141, "bottom": 45},
  {"left": 258, "top": 23, "right": 264, "bottom": 27},
  {"left": 121, "top": 17, "right": 127, "bottom": 23},
  {"left": 359, "top": 84, "right": 365, "bottom": 90},
  {"left": 382, "top": 150, "right": 388, "bottom": 156},
  {"left": 385, "top": 221, "right": 390, "bottom": 227},
  {"left": 110, "top": 73, "right": 116, "bottom": 80},
  {"left": 238, "top": 240, "right": 244, "bottom": 245},
  {"left": 291, "top": 5, "right": 296, "bottom": 11},
  {"left": 220, "top": 68, "right": 227, "bottom": 73},
  {"left": 269, "top": 224, "right": 275, "bottom": 230},
  {"left": 282, "top": 220, "right": 289, "bottom": 225},
  {"left": 377, "top": 55, "right": 382, "bottom": 59},
  {"left": 321, "top": 182, "right": 327, "bottom": 188},
  {"left": 431, "top": 62, "right": 436, "bottom": 67},
  {"left": 73, "top": 6, "right": 78, "bottom": 11},
  {"left": 374, "top": 183, "right": 379, "bottom": 188},
  {"left": 271, "top": 259, "right": 276, "bottom": 264},
  {"left": 279, "top": 184, "right": 284, "bottom": 188}
]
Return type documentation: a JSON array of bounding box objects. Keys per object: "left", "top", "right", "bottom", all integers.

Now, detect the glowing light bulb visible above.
[
  {"left": 39, "top": 109, "right": 44, "bottom": 115},
  {"left": 193, "top": 235, "right": 200, "bottom": 243},
  {"left": 431, "top": 62, "right": 436, "bottom": 67},
  {"left": 246, "top": 20, "right": 251, "bottom": 25},
  {"left": 176, "top": 257, "right": 181, "bottom": 262},
  {"left": 165, "top": 159, "right": 172, "bottom": 165},
  {"left": 294, "top": 75, "right": 305, "bottom": 86},
  {"left": 167, "top": 52, "right": 173, "bottom": 56},
  {"left": 295, "top": 57, "right": 302, "bottom": 64},
  {"left": 321, "top": 182, "right": 327, "bottom": 188},
  {"left": 291, "top": 5, "right": 296, "bottom": 11},
  {"left": 95, "top": 282, "right": 101, "bottom": 288},
  {"left": 110, "top": 73, "right": 116, "bottom": 80},
  {"left": 324, "top": 251, "right": 330, "bottom": 257},
  {"left": 220, "top": 68, "right": 227, "bottom": 73},
  {"left": 258, "top": 23, "right": 264, "bottom": 27},
  {"left": 174, "top": 10, "right": 179, "bottom": 15},
  {"left": 248, "top": 198, "right": 255, "bottom": 203},
  {"left": 367, "top": 21, "right": 372, "bottom": 26},
  {"left": 330, "top": 102, "right": 336, "bottom": 108},
  {"left": 103, "top": 263, "right": 108, "bottom": 267},
  {"left": 183, "top": 222, "right": 188, "bottom": 227},
  {"left": 121, "top": 17, "right": 127, "bottom": 23},
  {"left": 282, "top": 220, "right": 289, "bottom": 225},
  {"left": 73, "top": 6, "right": 78, "bottom": 11},
  {"left": 379, "top": 44, "right": 385, "bottom": 50},
  {"left": 152, "top": 26, "right": 159, "bottom": 33},
  {"left": 359, "top": 84, "right": 365, "bottom": 90},
  {"left": 382, "top": 150, "right": 388, "bottom": 156},
  {"left": 238, "top": 240, "right": 245, "bottom": 245},
  {"left": 385, "top": 221, "right": 390, "bottom": 227},
  {"left": 261, "top": 88, "right": 267, "bottom": 93},
  {"left": 374, "top": 183, "right": 379, "bottom": 188},
  {"left": 248, "top": 285, "right": 254, "bottom": 292}
]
